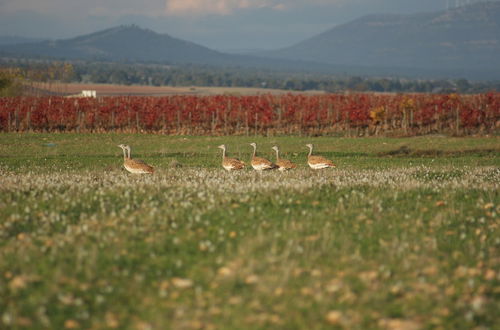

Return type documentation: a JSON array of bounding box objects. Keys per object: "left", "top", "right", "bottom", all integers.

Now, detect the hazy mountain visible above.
[
  {"left": 0, "top": 25, "right": 335, "bottom": 72},
  {"left": 0, "top": 36, "right": 44, "bottom": 45},
  {"left": 0, "top": 25, "right": 227, "bottom": 63},
  {"left": 261, "top": 2, "right": 500, "bottom": 77}
]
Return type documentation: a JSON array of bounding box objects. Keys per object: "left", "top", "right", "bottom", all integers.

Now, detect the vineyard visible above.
[{"left": 1, "top": 93, "right": 499, "bottom": 136}]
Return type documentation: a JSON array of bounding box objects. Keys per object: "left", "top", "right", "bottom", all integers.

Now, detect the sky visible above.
[{"left": 0, "top": 0, "right": 492, "bottom": 51}]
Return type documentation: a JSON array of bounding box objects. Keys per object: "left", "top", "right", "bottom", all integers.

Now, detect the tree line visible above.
[{"left": 1, "top": 58, "right": 499, "bottom": 96}]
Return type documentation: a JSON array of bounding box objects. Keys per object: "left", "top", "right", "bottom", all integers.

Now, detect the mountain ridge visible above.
[
  {"left": 0, "top": 25, "right": 225, "bottom": 64},
  {"left": 0, "top": 36, "right": 45, "bottom": 45},
  {"left": 261, "top": 1, "right": 500, "bottom": 72}
]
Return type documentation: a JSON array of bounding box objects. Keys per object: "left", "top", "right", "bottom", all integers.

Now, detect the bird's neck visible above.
[
  {"left": 252, "top": 146, "right": 256, "bottom": 158},
  {"left": 275, "top": 149, "right": 280, "bottom": 161},
  {"left": 221, "top": 148, "right": 226, "bottom": 159},
  {"left": 308, "top": 147, "right": 313, "bottom": 157},
  {"left": 122, "top": 149, "right": 127, "bottom": 161}
]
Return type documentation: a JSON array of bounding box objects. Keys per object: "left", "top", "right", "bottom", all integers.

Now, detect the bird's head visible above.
[
  {"left": 305, "top": 144, "right": 313, "bottom": 149},
  {"left": 249, "top": 142, "right": 257, "bottom": 148},
  {"left": 271, "top": 146, "right": 279, "bottom": 152},
  {"left": 217, "top": 144, "right": 226, "bottom": 150},
  {"left": 118, "top": 144, "right": 128, "bottom": 150}
]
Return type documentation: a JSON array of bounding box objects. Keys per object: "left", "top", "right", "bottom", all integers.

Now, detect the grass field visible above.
[
  {"left": 33, "top": 82, "right": 324, "bottom": 96},
  {"left": 0, "top": 134, "right": 499, "bottom": 329}
]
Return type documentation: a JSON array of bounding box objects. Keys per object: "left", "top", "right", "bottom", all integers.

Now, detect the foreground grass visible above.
[{"left": 0, "top": 134, "right": 499, "bottom": 329}]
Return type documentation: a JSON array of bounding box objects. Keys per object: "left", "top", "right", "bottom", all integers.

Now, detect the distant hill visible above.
[
  {"left": 0, "top": 25, "right": 226, "bottom": 64},
  {"left": 0, "top": 25, "right": 333, "bottom": 72},
  {"left": 0, "top": 36, "right": 44, "bottom": 45},
  {"left": 261, "top": 1, "right": 500, "bottom": 78}
]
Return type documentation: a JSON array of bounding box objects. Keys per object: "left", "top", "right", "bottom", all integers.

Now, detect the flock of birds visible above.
[{"left": 118, "top": 143, "right": 336, "bottom": 174}]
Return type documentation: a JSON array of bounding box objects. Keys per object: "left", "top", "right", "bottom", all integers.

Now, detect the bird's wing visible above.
[
  {"left": 252, "top": 157, "right": 277, "bottom": 169},
  {"left": 224, "top": 157, "right": 245, "bottom": 169},
  {"left": 252, "top": 157, "right": 275, "bottom": 167},
  {"left": 277, "top": 159, "right": 297, "bottom": 169},
  {"left": 252, "top": 157, "right": 274, "bottom": 166},
  {"left": 126, "top": 158, "right": 155, "bottom": 172},
  {"left": 308, "top": 155, "right": 335, "bottom": 166}
]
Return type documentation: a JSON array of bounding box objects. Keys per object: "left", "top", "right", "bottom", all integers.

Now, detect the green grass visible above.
[
  {"left": 0, "top": 133, "right": 499, "bottom": 171},
  {"left": 0, "top": 133, "right": 499, "bottom": 329}
]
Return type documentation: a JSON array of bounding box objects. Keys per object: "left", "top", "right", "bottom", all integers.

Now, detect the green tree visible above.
[
  {"left": 0, "top": 68, "right": 24, "bottom": 96},
  {"left": 456, "top": 79, "right": 471, "bottom": 93}
]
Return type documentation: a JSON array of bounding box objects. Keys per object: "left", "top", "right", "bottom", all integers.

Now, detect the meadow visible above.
[{"left": 0, "top": 133, "right": 499, "bottom": 329}]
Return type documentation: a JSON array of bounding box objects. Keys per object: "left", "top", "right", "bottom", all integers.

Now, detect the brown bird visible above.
[
  {"left": 218, "top": 144, "right": 245, "bottom": 171},
  {"left": 306, "top": 144, "right": 336, "bottom": 170},
  {"left": 250, "top": 143, "right": 277, "bottom": 171},
  {"left": 272, "top": 146, "right": 297, "bottom": 171},
  {"left": 118, "top": 144, "right": 154, "bottom": 174}
]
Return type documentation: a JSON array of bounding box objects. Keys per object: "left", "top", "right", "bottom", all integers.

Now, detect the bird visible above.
[
  {"left": 217, "top": 144, "right": 245, "bottom": 171},
  {"left": 118, "top": 144, "right": 154, "bottom": 174},
  {"left": 271, "top": 146, "right": 297, "bottom": 171},
  {"left": 250, "top": 142, "right": 278, "bottom": 171},
  {"left": 306, "top": 144, "right": 336, "bottom": 169}
]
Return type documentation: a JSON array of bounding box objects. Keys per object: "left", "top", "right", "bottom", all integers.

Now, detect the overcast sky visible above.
[{"left": 0, "top": 0, "right": 493, "bottom": 51}]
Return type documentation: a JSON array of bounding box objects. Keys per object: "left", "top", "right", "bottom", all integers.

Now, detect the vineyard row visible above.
[{"left": 1, "top": 93, "right": 499, "bottom": 136}]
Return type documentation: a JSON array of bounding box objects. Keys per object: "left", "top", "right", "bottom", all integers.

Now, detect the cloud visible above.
[
  {"left": 164, "top": 0, "right": 344, "bottom": 16},
  {"left": 0, "top": 0, "right": 166, "bottom": 17},
  {"left": 0, "top": 0, "right": 347, "bottom": 19},
  {"left": 165, "top": 0, "right": 267, "bottom": 16}
]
